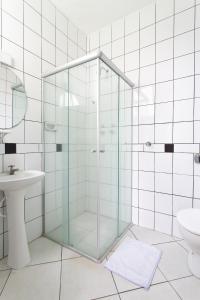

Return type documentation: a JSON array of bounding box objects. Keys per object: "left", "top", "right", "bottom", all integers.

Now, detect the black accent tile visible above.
[
  {"left": 5, "top": 143, "right": 16, "bottom": 154},
  {"left": 56, "top": 144, "right": 62, "bottom": 152},
  {"left": 165, "top": 144, "right": 174, "bottom": 153}
]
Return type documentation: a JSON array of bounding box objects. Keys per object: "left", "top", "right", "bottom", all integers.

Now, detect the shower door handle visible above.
[
  {"left": 90, "top": 149, "right": 105, "bottom": 153},
  {"left": 90, "top": 149, "right": 97, "bottom": 153}
]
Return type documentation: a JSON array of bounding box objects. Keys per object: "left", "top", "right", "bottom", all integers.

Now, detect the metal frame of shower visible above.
[{"left": 42, "top": 50, "right": 135, "bottom": 262}]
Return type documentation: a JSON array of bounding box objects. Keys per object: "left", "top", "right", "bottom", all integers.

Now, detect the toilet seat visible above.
[{"left": 177, "top": 208, "right": 200, "bottom": 236}]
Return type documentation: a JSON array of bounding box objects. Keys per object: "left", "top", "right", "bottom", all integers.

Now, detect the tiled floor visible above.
[{"left": 0, "top": 226, "right": 199, "bottom": 299}]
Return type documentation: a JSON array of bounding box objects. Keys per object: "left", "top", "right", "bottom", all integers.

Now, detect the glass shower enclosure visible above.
[{"left": 42, "top": 51, "right": 134, "bottom": 261}]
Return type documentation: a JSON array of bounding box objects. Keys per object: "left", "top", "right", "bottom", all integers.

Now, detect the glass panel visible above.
[
  {"left": 98, "top": 61, "right": 119, "bottom": 257},
  {"left": 44, "top": 71, "right": 69, "bottom": 245},
  {"left": 119, "top": 79, "right": 132, "bottom": 234},
  {"left": 68, "top": 60, "right": 98, "bottom": 258}
]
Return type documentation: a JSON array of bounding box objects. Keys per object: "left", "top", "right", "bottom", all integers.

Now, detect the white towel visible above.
[{"left": 105, "top": 237, "right": 162, "bottom": 289}]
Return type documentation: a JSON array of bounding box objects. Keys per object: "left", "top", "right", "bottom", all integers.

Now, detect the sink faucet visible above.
[{"left": 8, "top": 165, "right": 19, "bottom": 175}]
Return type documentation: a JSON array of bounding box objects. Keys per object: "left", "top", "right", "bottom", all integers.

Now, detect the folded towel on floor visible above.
[{"left": 105, "top": 237, "right": 162, "bottom": 289}]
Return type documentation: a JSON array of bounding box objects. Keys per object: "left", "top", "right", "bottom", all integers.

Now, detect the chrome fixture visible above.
[
  {"left": 145, "top": 141, "right": 152, "bottom": 147},
  {"left": 8, "top": 165, "right": 19, "bottom": 175},
  {"left": 194, "top": 153, "right": 200, "bottom": 164}
]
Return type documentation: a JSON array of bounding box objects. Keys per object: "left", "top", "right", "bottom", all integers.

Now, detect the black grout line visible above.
[{"left": 0, "top": 269, "right": 12, "bottom": 297}]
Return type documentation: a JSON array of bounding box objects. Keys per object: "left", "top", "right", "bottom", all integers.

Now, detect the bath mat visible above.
[{"left": 105, "top": 237, "right": 162, "bottom": 289}]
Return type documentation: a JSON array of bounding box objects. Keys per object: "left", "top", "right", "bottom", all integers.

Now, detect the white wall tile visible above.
[
  {"left": 139, "top": 105, "right": 154, "bottom": 125},
  {"left": 25, "top": 121, "right": 42, "bottom": 143},
  {"left": 156, "top": 39, "right": 173, "bottom": 62},
  {"left": 25, "top": 0, "right": 41, "bottom": 13},
  {"left": 140, "top": 25, "right": 155, "bottom": 48},
  {"left": 174, "top": 54, "right": 194, "bottom": 79},
  {"left": 174, "top": 31, "right": 194, "bottom": 57},
  {"left": 156, "top": 17, "right": 174, "bottom": 42},
  {"left": 155, "top": 193, "right": 172, "bottom": 214},
  {"left": 125, "top": 11, "right": 139, "bottom": 34},
  {"left": 155, "top": 153, "right": 172, "bottom": 173},
  {"left": 25, "top": 196, "right": 42, "bottom": 222},
  {"left": 139, "top": 152, "right": 154, "bottom": 171},
  {"left": 156, "top": 59, "right": 173, "bottom": 82},
  {"left": 2, "top": 0, "right": 23, "bottom": 22},
  {"left": 174, "top": 99, "right": 194, "bottom": 122},
  {"left": 173, "top": 122, "right": 193, "bottom": 143},
  {"left": 155, "top": 172, "right": 172, "bottom": 194},
  {"left": 175, "top": 7, "right": 194, "bottom": 35},
  {"left": 156, "top": 0, "right": 174, "bottom": 21},
  {"left": 139, "top": 171, "right": 154, "bottom": 191},
  {"left": 155, "top": 102, "right": 173, "bottom": 123},
  {"left": 140, "top": 65, "right": 155, "bottom": 86},
  {"left": 125, "top": 51, "right": 139, "bottom": 71},
  {"left": 2, "top": 12, "right": 23, "bottom": 47},
  {"left": 100, "top": 25, "right": 111, "bottom": 45},
  {"left": 139, "top": 190, "right": 154, "bottom": 211},
  {"left": 140, "top": 45, "right": 155, "bottom": 67},
  {"left": 56, "top": 10, "right": 68, "bottom": 34},
  {"left": 24, "top": 51, "right": 41, "bottom": 78},
  {"left": 155, "top": 123, "right": 172, "bottom": 143},
  {"left": 139, "top": 209, "right": 154, "bottom": 229},
  {"left": 42, "top": 0, "right": 55, "bottom": 24},
  {"left": 125, "top": 32, "right": 139, "bottom": 53},
  {"left": 156, "top": 81, "right": 173, "bottom": 103},
  {"left": 2, "top": 38, "right": 23, "bottom": 71},
  {"left": 24, "top": 2, "right": 41, "bottom": 35},
  {"left": 155, "top": 213, "right": 172, "bottom": 235},
  {"left": 174, "top": 77, "right": 194, "bottom": 100},
  {"left": 175, "top": 0, "right": 195, "bottom": 13},
  {"left": 173, "top": 153, "right": 193, "bottom": 175},
  {"left": 139, "top": 124, "right": 154, "bottom": 144},
  {"left": 112, "top": 18, "right": 124, "bottom": 40},
  {"left": 173, "top": 174, "right": 193, "bottom": 197},
  {"left": 26, "top": 216, "right": 43, "bottom": 242},
  {"left": 173, "top": 195, "right": 192, "bottom": 216},
  {"left": 43, "top": 18, "right": 55, "bottom": 44},
  {"left": 140, "top": 3, "right": 155, "bottom": 28},
  {"left": 24, "top": 26, "right": 41, "bottom": 57},
  {"left": 112, "top": 38, "right": 124, "bottom": 58}
]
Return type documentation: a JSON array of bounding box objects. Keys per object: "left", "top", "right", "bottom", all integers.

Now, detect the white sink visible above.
[
  {"left": 0, "top": 170, "right": 45, "bottom": 269},
  {"left": 0, "top": 170, "right": 44, "bottom": 191}
]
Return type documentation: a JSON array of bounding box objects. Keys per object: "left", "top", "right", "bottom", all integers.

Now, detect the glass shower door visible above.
[
  {"left": 43, "top": 70, "right": 69, "bottom": 245},
  {"left": 67, "top": 60, "right": 99, "bottom": 258},
  {"left": 98, "top": 60, "right": 119, "bottom": 257}
]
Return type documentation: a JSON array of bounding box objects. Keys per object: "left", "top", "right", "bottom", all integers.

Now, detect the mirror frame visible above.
[{"left": 0, "top": 63, "right": 28, "bottom": 130}]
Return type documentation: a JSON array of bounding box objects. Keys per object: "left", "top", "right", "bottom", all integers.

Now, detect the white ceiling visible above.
[{"left": 52, "top": 0, "right": 154, "bottom": 33}]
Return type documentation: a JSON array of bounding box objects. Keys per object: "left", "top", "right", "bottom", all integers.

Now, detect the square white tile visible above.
[
  {"left": 61, "top": 257, "right": 117, "bottom": 300},
  {"left": 157, "top": 242, "right": 191, "bottom": 280}
]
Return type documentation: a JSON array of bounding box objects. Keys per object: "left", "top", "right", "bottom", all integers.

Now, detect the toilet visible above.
[{"left": 177, "top": 208, "right": 200, "bottom": 278}]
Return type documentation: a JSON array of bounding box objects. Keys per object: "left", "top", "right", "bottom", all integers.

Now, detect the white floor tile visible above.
[
  {"left": 0, "top": 270, "right": 10, "bottom": 293},
  {"left": 60, "top": 257, "right": 117, "bottom": 300},
  {"left": 131, "top": 226, "right": 175, "bottom": 244},
  {"left": 1, "top": 262, "right": 61, "bottom": 300},
  {"left": 157, "top": 242, "right": 191, "bottom": 280},
  {"left": 120, "top": 282, "right": 180, "bottom": 300},
  {"left": 62, "top": 246, "right": 81, "bottom": 260},
  {"left": 29, "top": 237, "right": 61, "bottom": 265},
  {"left": 0, "top": 258, "right": 10, "bottom": 271},
  {"left": 97, "top": 296, "right": 120, "bottom": 300},
  {"left": 177, "top": 240, "right": 191, "bottom": 252},
  {"left": 171, "top": 276, "right": 200, "bottom": 300},
  {"left": 113, "top": 268, "right": 166, "bottom": 293}
]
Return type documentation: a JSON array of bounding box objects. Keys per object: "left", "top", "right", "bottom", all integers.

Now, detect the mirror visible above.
[{"left": 0, "top": 63, "right": 27, "bottom": 129}]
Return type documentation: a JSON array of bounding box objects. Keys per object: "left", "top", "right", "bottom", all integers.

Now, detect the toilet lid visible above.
[{"left": 177, "top": 209, "right": 200, "bottom": 235}]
